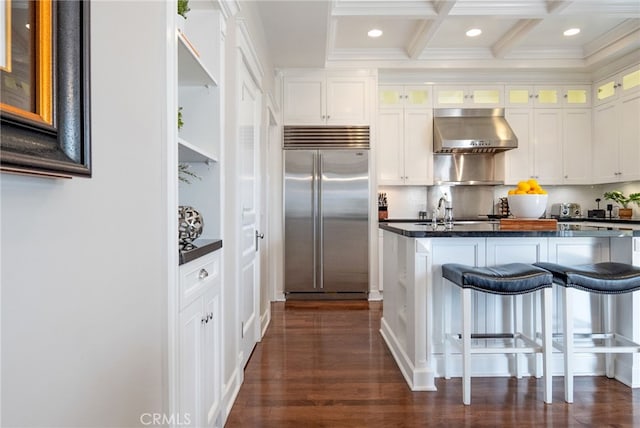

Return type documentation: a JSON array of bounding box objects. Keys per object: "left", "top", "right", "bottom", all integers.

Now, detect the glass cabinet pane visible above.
[
  {"left": 622, "top": 69, "right": 640, "bottom": 92},
  {"left": 537, "top": 89, "right": 558, "bottom": 104},
  {"left": 565, "top": 89, "right": 587, "bottom": 104},
  {"left": 597, "top": 81, "right": 616, "bottom": 101},
  {"left": 379, "top": 88, "right": 401, "bottom": 106},
  {"left": 437, "top": 89, "right": 465, "bottom": 104},
  {"left": 473, "top": 89, "right": 500, "bottom": 104},
  {"left": 407, "top": 88, "right": 429, "bottom": 106},
  {"left": 508, "top": 89, "right": 530, "bottom": 105}
]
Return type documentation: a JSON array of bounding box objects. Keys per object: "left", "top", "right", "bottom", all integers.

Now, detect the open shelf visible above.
[
  {"left": 178, "top": 33, "right": 218, "bottom": 87},
  {"left": 178, "top": 137, "right": 218, "bottom": 163}
]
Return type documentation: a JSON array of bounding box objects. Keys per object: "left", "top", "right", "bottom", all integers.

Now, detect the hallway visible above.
[{"left": 226, "top": 301, "right": 639, "bottom": 427}]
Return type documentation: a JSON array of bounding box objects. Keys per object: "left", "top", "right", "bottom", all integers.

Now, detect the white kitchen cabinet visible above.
[
  {"left": 592, "top": 90, "right": 640, "bottom": 183},
  {"left": 178, "top": 251, "right": 222, "bottom": 428},
  {"left": 505, "top": 85, "right": 590, "bottom": 108},
  {"left": 283, "top": 73, "right": 371, "bottom": 125},
  {"left": 594, "top": 64, "right": 640, "bottom": 106},
  {"left": 379, "top": 85, "right": 432, "bottom": 109},
  {"left": 499, "top": 109, "right": 563, "bottom": 185},
  {"left": 433, "top": 85, "right": 503, "bottom": 108},
  {"left": 377, "top": 108, "right": 433, "bottom": 185},
  {"left": 562, "top": 108, "right": 592, "bottom": 184}
]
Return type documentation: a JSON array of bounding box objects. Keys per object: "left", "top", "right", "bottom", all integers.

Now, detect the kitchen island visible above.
[{"left": 379, "top": 222, "right": 640, "bottom": 391}]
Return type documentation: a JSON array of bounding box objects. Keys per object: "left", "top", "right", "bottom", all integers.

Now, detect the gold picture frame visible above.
[
  {"left": 1, "top": 0, "right": 91, "bottom": 178},
  {"left": 0, "top": 0, "right": 53, "bottom": 125}
]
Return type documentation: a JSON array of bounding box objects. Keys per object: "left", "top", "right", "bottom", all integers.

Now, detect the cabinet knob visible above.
[
  {"left": 201, "top": 316, "right": 208, "bottom": 325},
  {"left": 535, "top": 94, "right": 539, "bottom": 98},
  {"left": 563, "top": 94, "right": 568, "bottom": 98},
  {"left": 199, "top": 269, "right": 209, "bottom": 280}
]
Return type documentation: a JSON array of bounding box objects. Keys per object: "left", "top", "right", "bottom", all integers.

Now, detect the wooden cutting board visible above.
[{"left": 499, "top": 218, "right": 558, "bottom": 230}]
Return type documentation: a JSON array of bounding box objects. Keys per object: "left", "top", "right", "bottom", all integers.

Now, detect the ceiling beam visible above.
[
  {"left": 546, "top": 1, "right": 573, "bottom": 14},
  {"left": 406, "top": 0, "right": 456, "bottom": 59},
  {"left": 491, "top": 19, "right": 543, "bottom": 59}
]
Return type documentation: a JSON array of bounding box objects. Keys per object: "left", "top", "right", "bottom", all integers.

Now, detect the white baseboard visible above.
[
  {"left": 380, "top": 317, "right": 437, "bottom": 391},
  {"left": 260, "top": 306, "right": 271, "bottom": 339},
  {"left": 368, "top": 290, "right": 383, "bottom": 301},
  {"left": 220, "top": 367, "right": 242, "bottom": 427}
]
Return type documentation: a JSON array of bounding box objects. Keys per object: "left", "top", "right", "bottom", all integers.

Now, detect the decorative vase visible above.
[
  {"left": 178, "top": 205, "right": 204, "bottom": 244},
  {"left": 618, "top": 208, "right": 632, "bottom": 219}
]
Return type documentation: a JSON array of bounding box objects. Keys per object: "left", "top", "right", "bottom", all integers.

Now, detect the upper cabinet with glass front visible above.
[
  {"left": 594, "top": 64, "right": 640, "bottom": 106},
  {"left": 379, "top": 85, "right": 432, "bottom": 109},
  {"left": 433, "top": 85, "right": 503, "bottom": 108},
  {"left": 505, "top": 85, "right": 591, "bottom": 108}
]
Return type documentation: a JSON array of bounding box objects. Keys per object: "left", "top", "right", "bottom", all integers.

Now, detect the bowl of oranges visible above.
[{"left": 507, "top": 179, "right": 548, "bottom": 219}]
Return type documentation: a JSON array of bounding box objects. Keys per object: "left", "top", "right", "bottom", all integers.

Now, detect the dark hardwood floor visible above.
[{"left": 226, "top": 301, "right": 639, "bottom": 427}]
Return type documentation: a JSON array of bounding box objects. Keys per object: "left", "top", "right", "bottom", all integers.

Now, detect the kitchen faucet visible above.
[{"left": 432, "top": 193, "right": 453, "bottom": 228}]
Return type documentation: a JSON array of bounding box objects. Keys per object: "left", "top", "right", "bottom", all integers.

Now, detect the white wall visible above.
[{"left": 1, "top": 2, "right": 169, "bottom": 426}]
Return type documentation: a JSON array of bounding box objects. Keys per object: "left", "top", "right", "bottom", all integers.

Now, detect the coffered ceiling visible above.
[{"left": 254, "top": 0, "right": 640, "bottom": 72}]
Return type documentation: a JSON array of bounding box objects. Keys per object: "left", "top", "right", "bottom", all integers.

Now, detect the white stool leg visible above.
[
  {"left": 443, "top": 279, "right": 451, "bottom": 380},
  {"left": 563, "top": 286, "right": 575, "bottom": 403},
  {"left": 542, "top": 287, "right": 553, "bottom": 404},
  {"left": 604, "top": 294, "right": 614, "bottom": 378},
  {"left": 514, "top": 294, "right": 523, "bottom": 378},
  {"left": 462, "top": 288, "right": 472, "bottom": 405}
]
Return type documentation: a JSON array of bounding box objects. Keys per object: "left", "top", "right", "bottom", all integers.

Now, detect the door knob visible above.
[{"left": 255, "top": 230, "right": 264, "bottom": 251}]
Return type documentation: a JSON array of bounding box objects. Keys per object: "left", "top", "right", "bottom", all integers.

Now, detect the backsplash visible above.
[{"left": 379, "top": 181, "right": 640, "bottom": 219}]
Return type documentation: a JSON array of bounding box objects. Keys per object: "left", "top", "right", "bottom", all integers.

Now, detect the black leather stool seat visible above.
[
  {"left": 533, "top": 262, "right": 640, "bottom": 294},
  {"left": 442, "top": 263, "right": 553, "bottom": 295}
]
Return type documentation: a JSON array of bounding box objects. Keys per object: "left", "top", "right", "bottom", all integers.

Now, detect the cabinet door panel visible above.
[
  {"left": 562, "top": 109, "right": 591, "bottom": 184},
  {"left": 403, "top": 109, "right": 432, "bottom": 185},
  {"left": 592, "top": 103, "right": 619, "bottom": 183},
  {"left": 179, "top": 299, "right": 204, "bottom": 427},
  {"left": 326, "top": 78, "right": 368, "bottom": 124},
  {"left": 503, "top": 109, "right": 534, "bottom": 184},
  {"left": 284, "top": 79, "right": 324, "bottom": 124},
  {"left": 377, "top": 109, "right": 404, "bottom": 184},
  {"left": 619, "top": 93, "right": 640, "bottom": 181},
  {"left": 533, "top": 109, "right": 563, "bottom": 184}
]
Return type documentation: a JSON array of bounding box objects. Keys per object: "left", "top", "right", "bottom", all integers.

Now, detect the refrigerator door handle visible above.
[
  {"left": 312, "top": 151, "right": 318, "bottom": 290},
  {"left": 318, "top": 152, "right": 323, "bottom": 289}
]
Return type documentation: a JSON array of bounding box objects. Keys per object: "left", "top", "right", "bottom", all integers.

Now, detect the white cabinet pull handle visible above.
[{"left": 199, "top": 269, "right": 209, "bottom": 280}]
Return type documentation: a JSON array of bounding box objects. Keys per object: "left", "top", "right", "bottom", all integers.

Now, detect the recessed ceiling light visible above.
[
  {"left": 368, "top": 29, "right": 383, "bottom": 38},
  {"left": 466, "top": 28, "right": 482, "bottom": 37},
  {"left": 564, "top": 28, "right": 580, "bottom": 36}
]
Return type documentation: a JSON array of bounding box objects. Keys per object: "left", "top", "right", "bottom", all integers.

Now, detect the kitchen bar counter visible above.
[
  {"left": 379, "top": 225, "right": 640, "bottom": 392},
  {"left": 379, "top": 221, "right": 640, "bottom": 238}
]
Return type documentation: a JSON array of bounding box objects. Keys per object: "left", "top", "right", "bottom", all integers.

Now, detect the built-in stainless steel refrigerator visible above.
[{"left": 284, "top": 126, "right": 369, "bottom": 299}]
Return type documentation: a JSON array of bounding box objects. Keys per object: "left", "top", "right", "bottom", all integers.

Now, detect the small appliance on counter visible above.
[
  {"left": 378, "top": 193, "right": 388, "bottom": 220},
  {"left": 587, "top": 198, "right": 606, "bottom": 218},
  {"left": 550, "top": 203, "right": 581, "bottom": 219}
]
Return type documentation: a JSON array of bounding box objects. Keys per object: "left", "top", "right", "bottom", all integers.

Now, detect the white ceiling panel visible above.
[{"left": 252, "top": 0, "right": 640, "bottom": 70}]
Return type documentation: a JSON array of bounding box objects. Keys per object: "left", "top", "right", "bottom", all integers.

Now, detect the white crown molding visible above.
[
  {"left": 326, "top": 57, "right": 588, "bottom": 71},
  {"left": 503, "top": 47, "right": 585, "bottom": 60},
  {"left": 449, "top": 1, "right": 548, "bottom": 16},
  {"left": 378, "top": 68, "right": 593, "bottom": 84},
  {"left": 332, "top": 0, "right": 438, "bottom": 17},
  {"left": 585, "top": 29, "right": 640, "bottom": 70}
]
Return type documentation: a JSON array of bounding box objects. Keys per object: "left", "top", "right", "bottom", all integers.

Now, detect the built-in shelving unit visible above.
[
  {"left": 172, "top": 2, "right": 225, "bottom": 427},
  {"left": 176, "top": 3, "right": 222, "bottom": 241}
]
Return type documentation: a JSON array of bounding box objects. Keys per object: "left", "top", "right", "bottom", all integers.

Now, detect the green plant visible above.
[
  {"left": 178, "top": 107, "right": 184, "bottom": 130},
  {"left": 603, "top": 191, "right": 640, "bottom": 209},
  {"left": 179, "top": 163, "right": 201, "bottom": 184},
  {"left": 177, "top": 0, "right": 190, "bottom": 18}
]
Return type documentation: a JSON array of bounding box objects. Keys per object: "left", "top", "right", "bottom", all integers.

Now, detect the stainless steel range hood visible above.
[{"left": 433, "top": 108, "right": 517, "bottom": 153}]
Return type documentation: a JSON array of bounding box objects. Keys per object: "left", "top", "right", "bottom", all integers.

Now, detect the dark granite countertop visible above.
[
  {"left": 179, "top": 239, "right": 223, "bottom": 265},
  {"left": 381, "top": 217, "right": 640, "bottom": 225},
  {"left": 379, "top": 222, "right": 638, "bottom": 238}
]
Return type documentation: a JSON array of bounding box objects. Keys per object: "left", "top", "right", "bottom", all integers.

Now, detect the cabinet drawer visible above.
[{"left": 180, "top": 252, "right": 220, "bottom": 309}]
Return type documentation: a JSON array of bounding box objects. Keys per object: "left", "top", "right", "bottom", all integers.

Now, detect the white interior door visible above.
[{"left": 237, "top": 60, "right": 261, "bottom": 368}]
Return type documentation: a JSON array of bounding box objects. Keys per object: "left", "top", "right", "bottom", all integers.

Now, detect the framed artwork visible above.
[{"left": 0, "top": 0, "right": 91, "bottom": 178}]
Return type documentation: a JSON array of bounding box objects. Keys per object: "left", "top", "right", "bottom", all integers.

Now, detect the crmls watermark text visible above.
[{"left": 140, "top": 413, "right": 192, "bottom": 426}]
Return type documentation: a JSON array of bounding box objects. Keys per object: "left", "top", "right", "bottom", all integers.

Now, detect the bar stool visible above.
[
  {"left": 534, "top": 262, "right": 640, "bottom": 403},
  {"left": 441, "top": 263, "right": 553, "bottom": 405}
]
